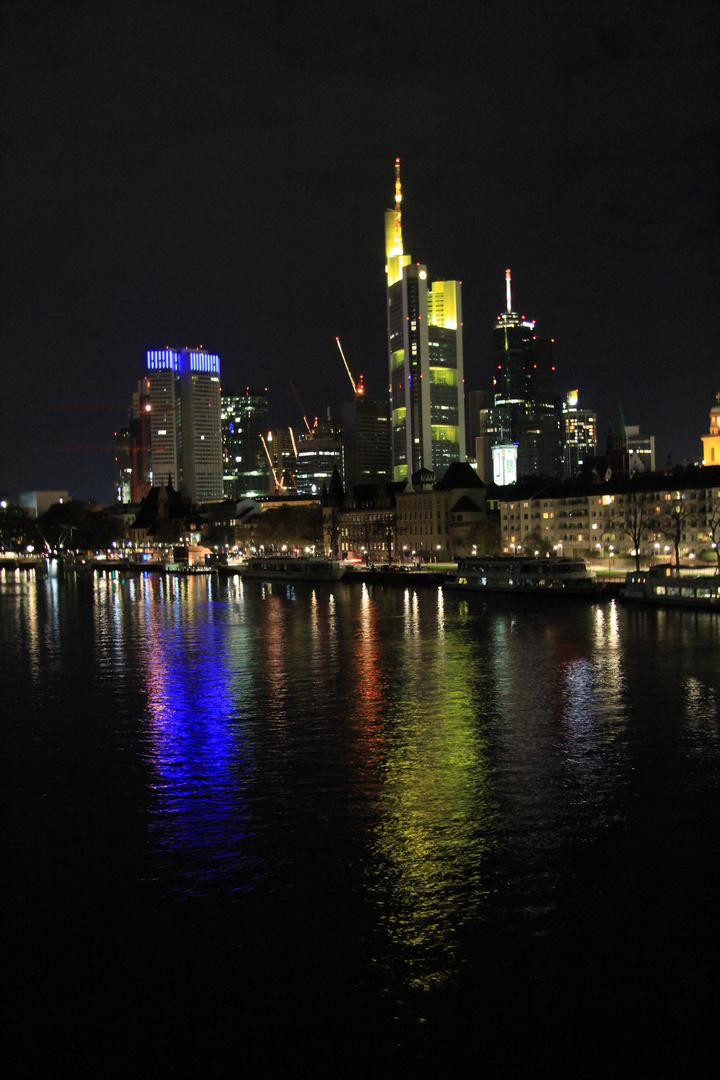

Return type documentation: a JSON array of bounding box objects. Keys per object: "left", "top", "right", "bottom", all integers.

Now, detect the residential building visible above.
[
  {"left": 385, "top": 159, "right": 465, "bottom": 481},
  {"left": 497, "top": 467, "right": 720, "bottom": 564}
]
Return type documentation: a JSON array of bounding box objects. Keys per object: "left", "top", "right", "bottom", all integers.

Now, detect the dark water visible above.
[{"left": 2, "top": 570, "right": 720, "bottom": 1077}]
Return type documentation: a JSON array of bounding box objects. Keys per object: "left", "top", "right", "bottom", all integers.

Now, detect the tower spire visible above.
[
  {"left": 385, "top": 157, "right": 410, "bottom": 286},
  {"left": 506, "top": 268, "right": 512, "bottom": 313},
  {"left": 393, "top": 157, "right": 403, "bottom": 249}
]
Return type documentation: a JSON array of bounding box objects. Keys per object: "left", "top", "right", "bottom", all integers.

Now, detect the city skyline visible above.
[{"left": 2, "top": 1, "right": 717, "bottom": 501}]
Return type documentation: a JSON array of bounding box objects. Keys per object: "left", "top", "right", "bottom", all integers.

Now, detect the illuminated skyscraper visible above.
[
  {"left": 562, "top": 390, "right": 597, "bottom": 478},
  {"left": 144, "top": 347, "right": 223, "bottom": 503},
  {"left": 385, "top": 160, "right": 465, "bottom": 482},
  {"left": 221, "top": 388, "right": 269, "bottom": 499},
  {"left": 480, "top": 270, "right": 561, "bottom": 481}
]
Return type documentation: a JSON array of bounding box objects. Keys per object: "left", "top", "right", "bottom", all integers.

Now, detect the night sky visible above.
[{"left": 2, "top": 0, "right": 718, "bottom": 503}]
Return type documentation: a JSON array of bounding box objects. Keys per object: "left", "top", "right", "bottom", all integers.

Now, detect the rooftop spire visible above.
[
  {"left": 506, "top": 268, "right": 512, "bottom": 313},
  {"left": 392, "top": 157, "right": 403, "bottom": 250}
]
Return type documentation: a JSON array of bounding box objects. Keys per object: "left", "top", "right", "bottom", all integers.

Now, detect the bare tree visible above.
[
  {"left": 659, "top": 493, "right": 693, "bottom": 573},
  {"left": 703, "top": 496, "right": 720, "bottom": 574},
  {"left": 611, "top": 491, "right": 654, "bottom": 572},
  {"left": 374, "top": 515, "right": 397, "bottom": 564}
]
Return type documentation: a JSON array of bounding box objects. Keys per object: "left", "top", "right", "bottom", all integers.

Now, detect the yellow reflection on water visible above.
[{"left": 365, "top": 607, "right": 497, "bottom": 992}]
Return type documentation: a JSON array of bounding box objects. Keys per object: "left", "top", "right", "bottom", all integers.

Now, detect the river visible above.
[{"left": 2, "top": 569, "right": 719, "bottom": 1076}]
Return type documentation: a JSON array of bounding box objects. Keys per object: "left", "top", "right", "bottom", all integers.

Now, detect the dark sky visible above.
[{"left": 2, "top": 0, "right": 718, "bottom": 502}]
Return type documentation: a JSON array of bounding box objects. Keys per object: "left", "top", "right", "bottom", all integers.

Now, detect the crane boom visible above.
[
  {"left": 335, "top": 337, "right": 358, "bottom": 396},
  {"left": 288, "top": 379, "right": 313, "bottom": 435},
  {"left": 260, "top": 434, "right": 283, "bottom": 492}
]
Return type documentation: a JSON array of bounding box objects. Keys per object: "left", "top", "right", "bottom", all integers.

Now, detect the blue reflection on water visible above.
[{"left": 135, "top": 576, "right": 260, "bottom": 897}]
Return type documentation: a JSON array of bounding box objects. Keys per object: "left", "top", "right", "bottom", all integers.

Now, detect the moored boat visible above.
[
  {"left": 239, "top": 555, "right": 347, "bottom": 582},
  {"left": 443, "top": 555, "right": 603, "bottom": 596},
  {"left": 620, "top": 565, "right": 720, "bottom": 609}
]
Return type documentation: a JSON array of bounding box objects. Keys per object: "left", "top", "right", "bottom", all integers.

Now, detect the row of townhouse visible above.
[{"left": 497, "top": 466, "right": 720, "bottom": 564}]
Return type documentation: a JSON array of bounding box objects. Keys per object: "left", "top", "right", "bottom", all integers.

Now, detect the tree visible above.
[
  {"left": 0, "top": 504, "right": 34, "bottom": 553},
  {"left": 373, "top": 515, "right": 397, "bottom": 563},
  {"left": 611, "top": 491, "right": 655, "bottom": 572},
  {"left": 659, "top": 493, "right": 695, "bottom": 572},
  {"left": 705, "top": 496, "right": 720, "bottom": 574},
  {"left": 249, "top": 505, "right": 323, "bottom": 551}
]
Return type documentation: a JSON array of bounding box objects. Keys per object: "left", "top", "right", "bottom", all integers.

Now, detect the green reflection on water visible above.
[{"left": 366, "top": 602, "right": 498, "bottom": 992}]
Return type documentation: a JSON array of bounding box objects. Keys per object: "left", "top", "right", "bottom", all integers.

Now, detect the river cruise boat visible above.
[
  {"left": 444, "top": 555, "right": 602, "bottom": 596},
  {"left": 239, "top": 555, "right": 347, "bottom": 582},
  {"left": 620, "top": 565, "right": 720, "bottom": 609}
]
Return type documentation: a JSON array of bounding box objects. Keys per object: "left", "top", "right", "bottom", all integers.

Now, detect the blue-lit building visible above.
[{"left": 144, "top": 347, "right": 223, "bottom": 504}]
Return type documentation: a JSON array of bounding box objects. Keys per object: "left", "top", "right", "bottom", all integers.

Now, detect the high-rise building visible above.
[
  {"left": 562, "top": 390, "right": 597, "bottom": 478},
  {"left": 114, "top": 427, "right": 132, "bottom": 503},
  {"left": 385, "top": 159, "right": 465, "bottom": 482},
  {"left": 342, "top": 397, "right": 391, "bottom": 484},
  {"left": 221, "top": 388, "right": 270, "bottom": 499},
  {"left": 479, "top": 270, "right": 562, "bottom": 481},
  {"left": 143, "top": 347, "right": 223, "bottom": 504},
  {"left": 626, "top": 424, "right": 655, "bottom": 473},
  {"left": 128, "top": 378, "right": 151, "bottom": 503},
  {"left": 295, "top": 414, "right": 343, "bottom": 496}
]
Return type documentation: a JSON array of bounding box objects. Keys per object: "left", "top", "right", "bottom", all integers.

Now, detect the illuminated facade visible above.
[
  {"left": 480, "top": 271, "right": 561, "bottom": 480},
  {"left": 385, "top": 159, "right": 465, "bottom": 482},
  {"left": 144, "top": 348, "right": 223, "bottom": 504},
  {"left": 221, "top": 388, "right": 269, "bottom": 499},
  {"left": 497, "top": 469, "right": 720, "bottom": 561},
  {"left": 296, "top": 431, "right": 343, "bottom": 496},
  {"left": 701, "top": 395, "right": 720, "bottom": 466},
  {"left": 562, "top": 390, "right": 597, "bottom": 478}
]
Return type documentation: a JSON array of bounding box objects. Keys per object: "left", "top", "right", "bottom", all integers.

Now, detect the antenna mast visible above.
[{"left": 506, "top": 268, "right": 512, "bottom": 313}]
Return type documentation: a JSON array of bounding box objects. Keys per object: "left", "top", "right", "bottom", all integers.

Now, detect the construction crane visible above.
[
  {"left": 335, "top": 337, "right": 364, "bottom": 398},
  {"left": 260, "top": 434, "right": 284, "bottom": 492},
  {"left": 288, "top": 379, "right": 314, "bottom": 435}
]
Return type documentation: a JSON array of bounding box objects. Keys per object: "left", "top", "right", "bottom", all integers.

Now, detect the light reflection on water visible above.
[{"left": 3, "top": 569, "right": 720, "bottom": 1065}]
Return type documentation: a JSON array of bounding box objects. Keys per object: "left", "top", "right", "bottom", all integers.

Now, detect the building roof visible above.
[
  {"left": 492, "top": 464, "right": 720, "bottom": 503},
  {"left": 435, "top": 462, "right": 486, "bottom": 491},
  {"left": 450, "top": 495, "right": 484, "bottom": 513}
]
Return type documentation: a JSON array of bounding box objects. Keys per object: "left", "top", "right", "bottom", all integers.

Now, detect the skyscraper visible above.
[
  {"left": 562, "top": 390, "right": 597, "bottom": 478},
  {"left": 480, "top": 270, "right": 561, "bottom": 481},
  {"left": 385, "top": 159, "right": 465, "bottom": 482},
  {"left": 342, "top": 397, "right": 391, "bottom": 484},
  {"left": 144, "top": 347, "right": 223, "bottom": 503},
  {"left": 221, "top": 387, "right": 269, "bottom": 499}
]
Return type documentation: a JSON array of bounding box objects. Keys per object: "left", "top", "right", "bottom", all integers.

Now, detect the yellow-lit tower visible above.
[
  {"left": 701, "top": 393, "right": 720, "bottom": 466},
  {"left": 385, "top": 159, "right": 464, "bottom": 482}
]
